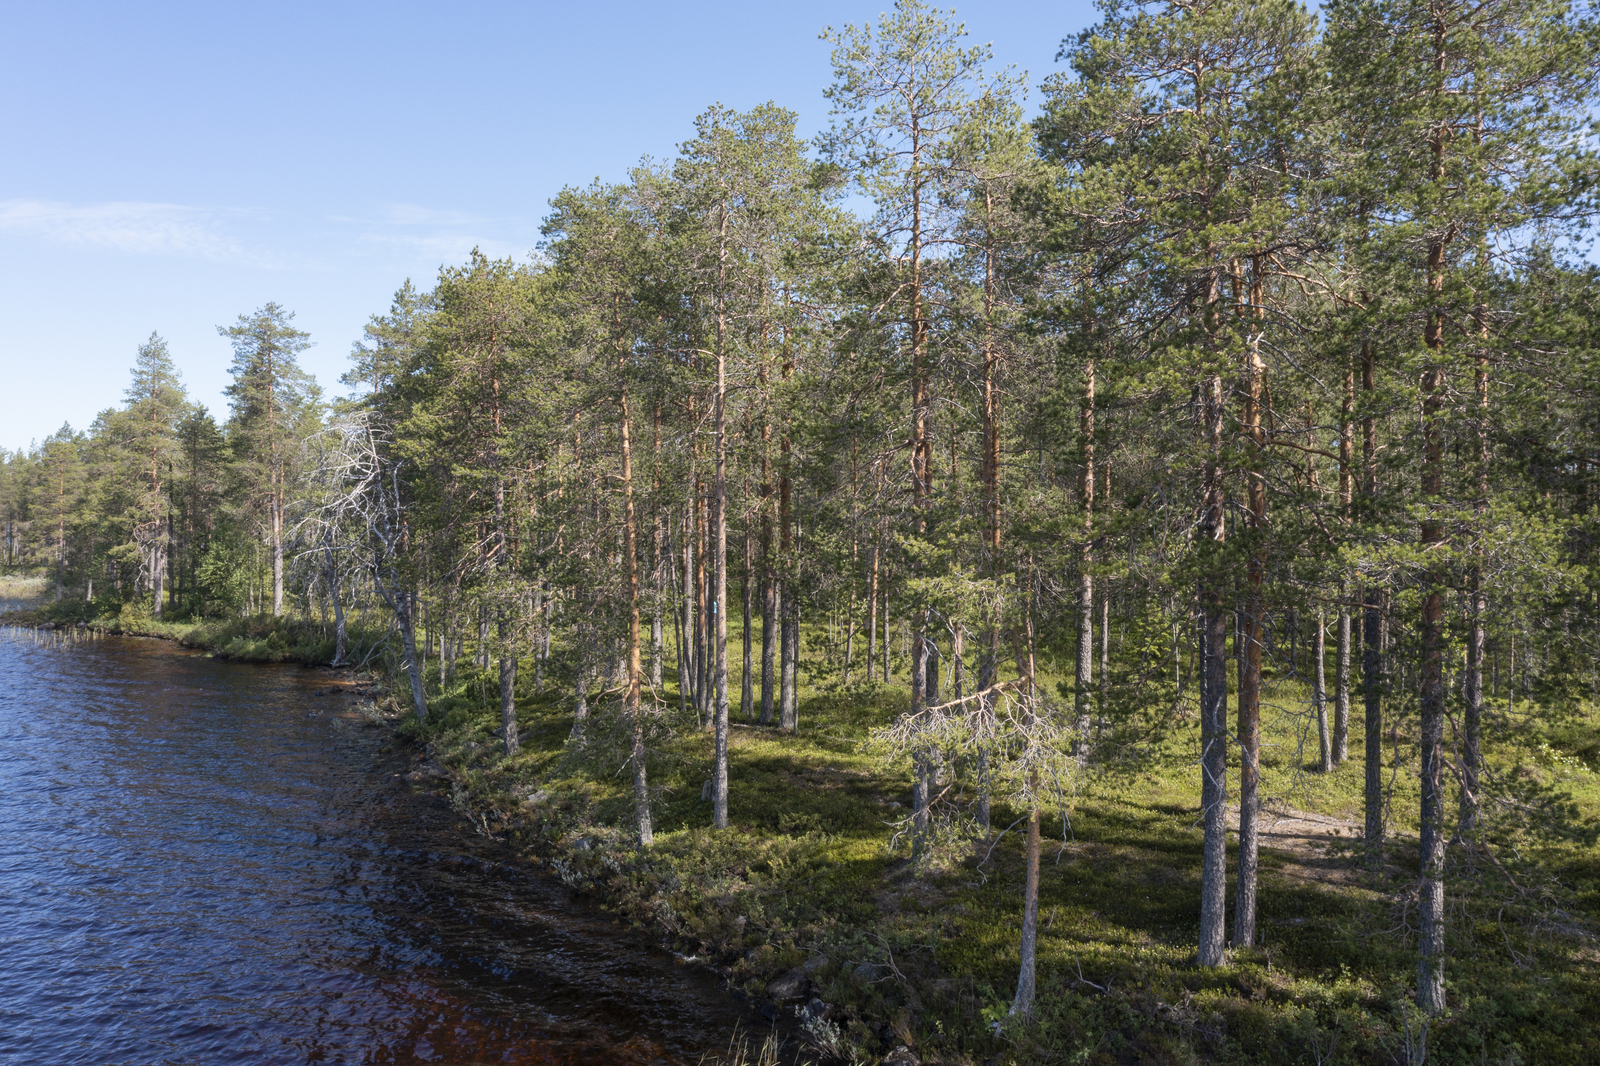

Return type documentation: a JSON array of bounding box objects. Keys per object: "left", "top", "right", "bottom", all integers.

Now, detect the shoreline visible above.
[
  {"left": 9, "top": 603, "right": 1598, "bottom": 1065},
  {"left": 378, "top": 715, "right": 818, "bottom": 1065},
  {"left": 1, "top": 607, "right": 355, "bottom": 666},
  {"left": 1, "top": 608, "right": 821, "bottom": 1065}
]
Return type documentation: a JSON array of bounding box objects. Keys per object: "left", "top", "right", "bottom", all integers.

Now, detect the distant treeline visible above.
[
  {"left": 2, "top": 313, "right": 319, "bottom": 619},
  {"left": 3, "top": 0, "right": 1598, "bottom": 1017}
]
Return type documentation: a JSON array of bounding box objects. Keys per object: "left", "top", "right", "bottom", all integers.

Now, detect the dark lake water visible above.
[{"left": 0, "top": 619, "right": 755, "bottom": 1065}]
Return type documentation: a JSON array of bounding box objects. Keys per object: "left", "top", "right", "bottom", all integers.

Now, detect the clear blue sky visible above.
[{"left": 0, "top": 1, "right": 1098, "bottom": 451}]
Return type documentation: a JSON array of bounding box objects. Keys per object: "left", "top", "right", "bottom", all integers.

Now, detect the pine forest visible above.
[{"left": 5, "top": 1, "right": 1600, "bottom": 1061}]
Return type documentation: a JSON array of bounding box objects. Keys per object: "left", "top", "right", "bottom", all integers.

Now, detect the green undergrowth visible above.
[{"left": 393, "top": 633, "right": 1600, "bottom": 1066}]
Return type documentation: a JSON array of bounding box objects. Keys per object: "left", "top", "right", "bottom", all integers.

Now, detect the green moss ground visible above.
[{"left": 395, "top": 625, "right": 1600, "bottom": 1066}]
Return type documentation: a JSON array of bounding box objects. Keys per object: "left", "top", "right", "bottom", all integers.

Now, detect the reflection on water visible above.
[{"left": 0, "top": 622, "right": 753, "bottom": 1064}]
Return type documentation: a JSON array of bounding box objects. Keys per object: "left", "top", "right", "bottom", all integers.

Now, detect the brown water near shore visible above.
[{"left": 0, "top": 621, "right": 759, "bottom": 1065}]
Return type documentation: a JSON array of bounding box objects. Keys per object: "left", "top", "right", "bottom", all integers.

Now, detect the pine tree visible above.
[
  {"left": 119, "top": 333, "right": 187, "bottom": 618},
  {"left": 36, "top": 425, "right": 86, "bottom": 599},
  {"left": 673, "top": 101, "right": 844, "bottom": 824},
  {"left": 221, "top": 303, "right": 316, "bottom": 617},
  {"left": 822, "top": 0, "right": 1009, "bottom": 859},
  {"left": 1039, "top": 0, "right": 1318, "bottom": 964},
  {"left": 405, "top": 252, "right": 540, "bottom": 754},
  {"left": 544, "top": 185, "right": 659, "bottom": 844},
  {"left": 1327, "top": 0, "right": 1600, "bottom": 1012},
  {"left": 172, "top": 407, "right": 229, "bottom": 616}
]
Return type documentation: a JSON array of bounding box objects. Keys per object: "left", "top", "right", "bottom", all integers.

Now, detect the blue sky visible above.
[{"left": 0, "top": 0, "right": 1098, "bottom": 451}]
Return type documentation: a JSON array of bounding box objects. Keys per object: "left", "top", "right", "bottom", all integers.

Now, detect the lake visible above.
[{"left": 0, "top": 621, "right": 756, "bottom": 1064}]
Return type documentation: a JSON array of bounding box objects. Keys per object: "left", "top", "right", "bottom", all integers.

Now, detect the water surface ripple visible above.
[{"left": 0, "top": 624, "right": 749, "bottom": 1064}]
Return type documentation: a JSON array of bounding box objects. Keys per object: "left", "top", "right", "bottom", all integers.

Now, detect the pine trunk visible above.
[
  {"left": 696, "top": 482, "right": 710, "bottom": 726},
  {"left": 651, "top": 403, "right": 665, "bottom": 690},
  {"left": 398, "top": 595, "right": 428, "bottom": 724},
  {"left": 1335, "top": 594, "right": 1351, "bottom": 764},
  {"left": 571, "top": 656, "right": 589, "bottom": 738},
  {"left": 713, "top": 289, "right": 730, "bottom": 828},
  {"left": 1361, "top": 334, "right": 1385, "bottom": 866},
  {"left": 1363, "top": 593, "right": 1385, "bottom": 862},
  {"left": 1011, "top": 792, "right": 1041, "bottom": 1019},
  {"left": 742, "top": 525, "right": 754, "bottom": 722},
  {"left": 781, "top": 588, "right": 798, "bottom": 732},
  {"left": 883, "top": 590, "right": 891, "bottom": 682},
  {"left": 1234, "top": 283, "right": 1266, "bottom": 948},
  {"left": 1416, "top": 217, "right": 1448, "bottom": 1013},
  {"left": 330, "top": 550, "right": 347, "bottom": 666},
  {"left": 1336, "top": 359, "right": 1355, "bottom": 766},
  {"left": 779, "top": 432, "right": 796, "bottom": 732},
  {"left": 651, "top": 560, "right": 664, "bottom": 689},
  {"left": 152, "top": 518, "right": 167, "bottom": 620},
  {"left": 271, "top": 496, "right": 284, "bottom": 617},
  {"left": 761, "top": 578, "right": 777, "bottom": 726},
  {"left": 682, "top": 507, "right": 697, "bottom": 711},
  {"left": 1460, "top": 346, "right": 1489, "bottom": 836},
  {"left": 867, "top": 541, "right": 880, "bottom": 683},
  {"left": 622, "top": 385, "right": 651, "bottom": 847},
  {"left": 1076, "top": 360, "right": 1095, "bottom": 759},
  {"left": 499, "top": 645, "right": 519, "bottom": 755},
  {"left": 1198, "top": 373, "right": 1229, "bottom": 968},
  {"left": 1316, "top": 606, "right": 1331, "bottom": 772}
]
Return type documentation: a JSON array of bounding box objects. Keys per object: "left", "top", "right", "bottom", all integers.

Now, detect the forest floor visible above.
[
  {"left": 7, "top": 596, "right": 1597, "bottom": 1064},
  {"left": 397, "top": 636, "right": 1600, "bottom": 1066}
]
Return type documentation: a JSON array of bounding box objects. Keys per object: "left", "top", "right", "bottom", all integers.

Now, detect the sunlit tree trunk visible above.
[
  {"left": 779, "top": 365, "right": 797, "bottom": 732},
  {"left": 1075, "top": 359, "right": 1095, "bottom": 758},
  {"left": 1461, "top": 236, "right": 1490, "bottom": 838},
  {"left": 1234, "top": 263, "right": 1266, "bottom": 949},
  {"left": 1336, "top": 356, "right": 1355, "bottom": 764},
  {"left": 712, "top": 221, "right": 731, "bottom": 827},
  {"left": 271, "top": 494, "right": 284, "bottom": 617},
  {"left": 1362, "top": 334, "right": 1386, "bottom": 867},
  {"left": 867, "top": 533, "right": 880, "bottom": 684},
  {"left": 760, "top": 409, "right": 776, "bottom": 724},
  {"left": 622, "top": 384, "right": 652, "bottom": 847},
  {"left": 651, "top": 402, "right": 665, "bottom": 690},
  {"left": 844, "top": 441, "right": 859, "bottom": 684},
  {"left": 742, "top": 523, "right": 754, "bottom": 721},
  {"left": 682, "top": 504, "right": 697, "bottom": 713},
  {"left": 1416, "top": 123, "right": 1449, "bottom": 1010},
  {"left": 1317, "top": 605, "right": 1331, "bottom": 772},
  {"left": 696, "top": 476, "right": 710, "bottom": 726},
  {"left": 1198, "top": 373, "right": 1230, "bottom": 967}
]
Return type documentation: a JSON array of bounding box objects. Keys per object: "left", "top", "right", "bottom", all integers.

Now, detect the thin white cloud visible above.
[
  {"left": 324, "top": 202, "right": 536, "bottom": 269},
  {"left": 373, "top": 203, "right": 489, "bottom": 227},
  {"left": 0, "top": 198, "right": 534, "bottom": 274},
  {"left": 354, "top": 230, "right": 525, "bottom": 264},
  {"left": 0, "top": 199, "right": 253, "bottom": 261}
]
